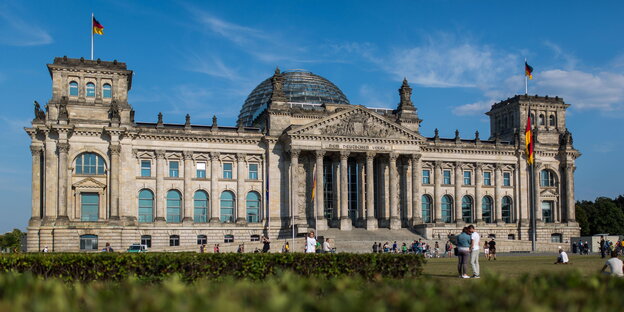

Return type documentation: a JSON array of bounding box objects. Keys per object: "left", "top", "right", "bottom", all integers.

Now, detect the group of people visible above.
[
  {"left": 599, "top": 238, "right": 624, "bottom": 258},
  {"left": 371, "top": 240, "right": 441, "bottom": 258},
  {"left": 304, "top": 231, "right": 335, "bottom": 253},
  {"left": 573, "top": 241, "right": 591, "bottom": 255}
]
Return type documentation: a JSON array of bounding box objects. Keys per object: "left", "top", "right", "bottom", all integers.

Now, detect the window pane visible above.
[
  {"left": 443, "top": 170, "right": 451, "bottom": 184},
  {"left": 169, "top": 161, "right": 179, "bottom": 177},
  {"left": 441, "top": 195, "right": 452, "bottom": 223},
  {"left": 167, "top": 191, "right": 181, "bottom": 223},
  {"left": 421, "top": 195, "right": 431, "bottom": 223},
  {"left": 194, "top": 191, "right": 208, "bottom": 223},
  {"left": 503, "top": 172, "right": 511, "bottom": 186},
  {"left": 482, "top": 197, "right": 493, "bottom": 223},
  {"left": 138, "top": 189, "right": 153, "bottom": 223},
  {"left": 81, "top": 193, "right": 99, "bottom": 221},
  {"left": 484, "top": 172, "right": 491, "bottom": 185},
  {"left": 502, "top": 197, "right": 512, "bottom": 223},
  {"left": 220, "top": 191, "right": 234, "bottom": 222},
  {"left": 141, "top": 160, "right": 151, "bottom": 177},
  {"left": 86, "top": 83, "right": 95, "bottom": 97},
  {"left": 463, "top": 171, "right": 471, "bottom": 185},
  {"left": 223, "top": 163, "right": 233, "bottom": 179},
  {"left": 103, "top": 84, "right": 112, "bottom": 98},
  {"left": 422, "top": 170, "right": 430, "bottom": 184},
  {"left": 69, "top": 81, "right": 79, "bottom": 96},
  {"left": 141, "top": 235, "right": 152, "bottom": 248},
  {"left": 246, "top": 192, "right": 260, "bottom": 223},
  {"left": 542, "top": 201, "right": 553, "bottom": 223},
  {"left": 462, "top": 196, "right": 472, "bottom": 223},
  {"left": 249, "top": 164, "right": 258, "bottom": 180},
  {"left": 196, "top": 162, "right": 206, "bottom": 178}
]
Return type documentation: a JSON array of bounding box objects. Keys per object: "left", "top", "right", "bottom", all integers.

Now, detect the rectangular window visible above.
[
  {"left": 422, "top": 170, "right": 431, "bottom": 184},
  {"left": 141, "top": 160, "right": 151, "bottom": 177},
  {"left": 141, "top": 235, "right": 152, "bottom": 248},
  {"left": 542, "top": 201, "right": 554, "bottom": 223},
  {"left": 463, "top": 171, "right": 472, "bottom": 185},
  {"left": 503, "top": 172, "right": 511, "bottom": 186},
  {"left": 169, "top": 236, "right": 180, "bottom": 247},
  {"left": 196, "top": 162, "right": 206, "bottom": 178},
  {"left": 443, "top": 170, "right": 451, "bottom": 185},
  {"left": 248, "top": 163, "right": 259, "bottom": 180},
  {"left": 80, "top": 193, "right": 99, "bottom": 221},
  {"left": 483, "top": 172, "right": 492, "bottom": 186},
  {"left": 169, "top": 161, "right": 179, "bottom": 177},
  {"left": 224, "top": 235, "right": 234, "bottom": 243},
  {"left": 223, "top": 163, "right": 233, "bottom": 179},
  {"left": 197, "top": 235, "right": 207, "bottom": 245}
]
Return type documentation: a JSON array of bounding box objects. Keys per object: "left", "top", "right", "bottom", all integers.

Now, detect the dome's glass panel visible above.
[{"left": 238, "top": 71, "right": 350, "bottom": 126}]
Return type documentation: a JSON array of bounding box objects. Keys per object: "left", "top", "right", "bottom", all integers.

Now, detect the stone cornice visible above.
[{"left": 133, "top": 132, "right": 262, "bottom": 145}]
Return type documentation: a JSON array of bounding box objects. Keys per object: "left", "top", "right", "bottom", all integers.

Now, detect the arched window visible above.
[
  {"left": 246, "top": 191, "right": 261, "bottom": 223},
  {"left": 194, "top": 191, "right": 208, "bottom": 223},
  {"left": 441, "top": 195, "right": 453, "bottom": 223},
  {"left": 80, "top": 192, "right": 99, "bottom": 221},
  {"left": 461, "top": 196, "right": 473, "bottom": 223},
  {"left": 80, "top": 234, "right": 98, "bottom": 251},
  {"left": 538, "top": 114, "right": 545, "bottom": 126},
  {"left": 86, "top": 82, "right": 95, "bottom": 97},
  {"left": 138, "top": 189, "right": 154, "bottom": 223},
  {"left": 220, "top": 191, "right": 235, "bottom": 223},
  {"left": 502, "top": 196, "right": 512, "bottom": 223},
  {"left": 69, "top": 81, "right": 79, "bottom": 96},
  {"left": 549, "top": 114, "right": 556, "bottom": 127},
  {"left": 530, "top": 113, "right": 535, "bottom": 126},
  {"left": 482, "top": 196, "right": 493, "bottom": 223},
  {"left": 166, "top": 190, "right": 181, "bottom": 223},
  {"left": 75, "top": 153, "right": 106, "bottom": 175},
  {"left": 421, "top": 195, "right": 432, "bottom": 223},
  {"left": 102, "top": 83, "right": 112, "bottom": 98},
  {"left": 540, "top": 170, "right": 557, "bottom": 187}
]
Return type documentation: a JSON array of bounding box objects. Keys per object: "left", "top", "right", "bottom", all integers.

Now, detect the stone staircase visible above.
[{"left": 315, "top": 228, "right": 432, "bottom": 253}]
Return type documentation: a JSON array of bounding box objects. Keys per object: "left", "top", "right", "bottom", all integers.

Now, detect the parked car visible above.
[{"left": 127, "top": 244, "right": 148, "bottom": 253}]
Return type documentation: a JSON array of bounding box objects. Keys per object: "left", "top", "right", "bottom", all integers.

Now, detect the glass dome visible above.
[{"left": 238, "top": 70, "right": 350, "bottom": 126}]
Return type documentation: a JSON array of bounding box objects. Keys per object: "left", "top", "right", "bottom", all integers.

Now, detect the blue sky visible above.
[{"left": 0, "top": 0, "right": 623, "bottom": 233}]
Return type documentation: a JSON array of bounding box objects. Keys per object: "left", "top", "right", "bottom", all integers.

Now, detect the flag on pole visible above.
[
  {"left": 311, "top": 167, "right": 317, "bottom": 202},
  {"left": 525, "top": 61, "right": 533, "bottom": 80},
  {"left": 525, "top": 113, "right": 534, "bottom": 165},
  {"left": 93, "top": 17, "right": 104, "bottom": 35}
]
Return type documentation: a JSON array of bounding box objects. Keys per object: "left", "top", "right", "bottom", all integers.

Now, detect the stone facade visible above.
[{"left": 25, "top": 57, "right": 580, "bottom": 252}]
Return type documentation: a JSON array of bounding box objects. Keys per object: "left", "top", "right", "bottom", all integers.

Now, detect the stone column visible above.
[
  {"left": 339, "top": 151, "right": 351, "bottom": 230},
  {"left": 564, "top": 163, "right": 576, "bottom": 222},
  {"left": 109, "top": 144, "right": 121, "bottom": 221},
  {"left": 290, "top": 150, "right": 300, "bottom": 225},
  {"left": 332, "top": 155, "right": 340, "bottom": 222},
  {"left": 183, "top": 151, "right": 193, "bottom": 223},
  {"left": 43, "top": 138, "right": 57, "bottom": 223},
  {"left": 434, "top": 161, "right": 442, "bottom": 223},
  {"left": 475, "top": 163, "right": 483, "bottom": 223},
  {"left": 389, "top": 153, "right": 400, "bottom": 229},
  {"left": 315, "top": 150, "right": 328, "bottom": 230},
  {"left": 210, "top": 152, "right": 220, "bottom": 223},
  {"left": 365, "top": 152, "right": 377, "bottom": 230},
  {"left": 30, "top": 145, "right": 43, "bottom": 224},
  {"left": 404, "top": 160, "right": 412, "bottom": 223},
  {"left": 411, "top": 154, "right": 422, "bottom": 225},
  {"left": 357, "top": 157, "right": 366, "bottom": 226},
  {"left": 495, "top": 164, "right": 503, "bottom": 223},
  {"left": 454, "top": 162, "right": 463, "bottom": 224},
  {"left": 56, "top": 142, "right": 70, "bottom": 224},
  {"left": 236, "top": 153, "right": 246, "bottom": 224},
  {"left": 155, "top": 150, "right": 166, "bottom": 222},
  {"left": 534, "top": 162, "right": 542, "bottom": 222}
]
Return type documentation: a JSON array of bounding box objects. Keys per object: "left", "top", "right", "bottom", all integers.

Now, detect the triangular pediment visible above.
[
  {"left": 288, "top": 106, "right": 422, "bottom": 141},
  {"left": 73, "top": 177, "right": 107, "bottom": 189},
  {"left": 540, "top": 188, "right": 558, "bottom": 197}
]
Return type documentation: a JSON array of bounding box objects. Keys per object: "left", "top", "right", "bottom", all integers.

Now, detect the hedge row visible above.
[
  {"left": 0, "top": 253, "right": 424, "bottom": 281},
  {"left": 0, "top": 271, "right": 623, "bottom": 312}
]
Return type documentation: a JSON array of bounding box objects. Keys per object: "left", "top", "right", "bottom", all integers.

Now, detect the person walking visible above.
[
  {"left": 444, "top": 240, "right": 453, "bottom": 258},
  {"left": 488, "top": 238, "right": 497, "bottom": 260},
  {"left": 600, "top": 237, "right": 606, "bottom": 258},
  {"left": 457, "top": 227, "right": 472, "bottom": 278},
  {"left": 372, "top": 242, "right": 378, "bottom": 253},
  {"left": 262, "top": 236, "right": 271, "bottom": 253},
  {"left": 283, "top": 241, "right": 290, "bottom": 253},
  {"left": 392, "top": 241, "right": 398, "bottom": 253},
  {"left": 305, "top": 231, "right": 316, "bottom": 253},
  {"left": 468, "top": 225, "right": 480, "bottom": 278}
]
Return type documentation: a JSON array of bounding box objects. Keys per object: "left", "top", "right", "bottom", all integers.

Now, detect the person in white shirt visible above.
[
  {"left": 555, "top": 247, "right": 569, "bottom": 264},
  {"left": 468, "top": 225, "right": 480, "bottom": 278},
  {"left": 601, "top": 251, "right": 624, "bottom": 277},
  {"left": 305, "top": 231, "right": 316, "bottom": 253},
  {"left": 323, "top": 238, "right": 331, "bottom": 253}
]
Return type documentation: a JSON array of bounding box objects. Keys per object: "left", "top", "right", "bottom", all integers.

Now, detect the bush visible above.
[
  {"left": 0, "top": 271, "right": 622, "bottom": 312},
  {"left": 0, "top": 253, "right": 424, "bottom": 282}
]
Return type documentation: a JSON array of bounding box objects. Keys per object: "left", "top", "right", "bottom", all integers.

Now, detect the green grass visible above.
[{"left": 423, "top": 254, "right": 607, "bottom": 282}]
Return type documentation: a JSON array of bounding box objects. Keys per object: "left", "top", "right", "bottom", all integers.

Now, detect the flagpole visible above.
[
  {"left": 90, "top": 13, "right": 94, "bottom": 60},
  {"left": 525, "top": 58, "right": 528, "bottom": 95}
]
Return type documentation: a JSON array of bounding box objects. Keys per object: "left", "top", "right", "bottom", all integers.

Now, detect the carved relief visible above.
[{"left": 322, "top": 111, "right": 398, "bottom": 138}]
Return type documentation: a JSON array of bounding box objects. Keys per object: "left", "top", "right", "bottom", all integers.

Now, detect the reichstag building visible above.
[{"left": 25, "top": 57, "right": 580, "bottom": 252}]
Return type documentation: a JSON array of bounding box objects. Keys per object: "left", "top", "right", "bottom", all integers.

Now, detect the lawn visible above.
[{"left": 423, "top": 253, "right": 608, "bottom": 281}]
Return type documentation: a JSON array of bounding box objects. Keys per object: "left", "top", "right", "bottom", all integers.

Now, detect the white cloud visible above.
[
  {"left": 183, "top": 52, "right": 240, "bottom": 81},
  {"left": 357, "top": 84, "right": 394, "bottom": 108},
  {"left": 0, "top": 3, "right": 52, "bottom": 46},
  {"left": 536, "top": 69, "right": 624, "bottom": 111}
]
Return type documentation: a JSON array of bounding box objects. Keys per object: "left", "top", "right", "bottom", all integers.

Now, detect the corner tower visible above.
[
  {"left": 45, "top": 56, "right": 134, "bottom": 126},
  {"left": 486, "top": 94, "right": 570, "bottom": 145}
]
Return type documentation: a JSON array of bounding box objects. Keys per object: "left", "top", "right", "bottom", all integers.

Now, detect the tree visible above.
[
  {"left": 588, "top": 197, "right": 624, "bottom": 235},
  {"left": 575, "top": 203, "right": 590, "bottom": 236},
  {"left": 0, "top": 229, "right": 23, "bottom": 252}
]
